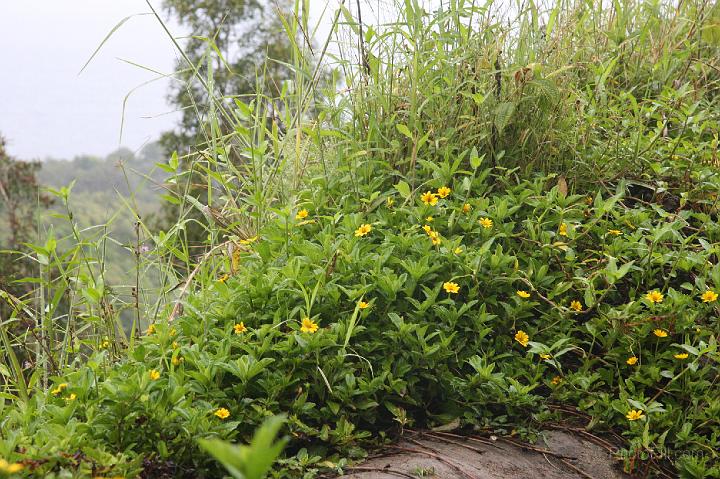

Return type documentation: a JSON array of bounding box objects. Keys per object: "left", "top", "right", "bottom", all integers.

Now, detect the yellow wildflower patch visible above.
[
  {"left": 653, "top": 329, "right": 668, "bottom": 338},
  {"left": 300, "top": 317, "right": 319, "bottom": 334},
  {"left": 479, "top": 217, "right": 493, "bottom": 229},
  {"left": 0, "top": 459, "right": 24, "bottom": 473},
  {"left": 701, "top": 290, "right": 718, "bottom": 303},
  {"left": 443, "top": 281, "right": 460, "bottom": 294},
  {"left": 421, "top": 191, "right": 438, "bottom": 206},
  {"left": 354, "top": 224, "right": 372, "bottom": 237},
  {"left": 437, "top": 186, "right": 451, "bottom": 198},
  {"left": 514, "top": 330, "right": 530, "bottom": 347},
  {"left": 214, "top": 408, "right": 230, "bottom": 420},
  {"left": 429, "top": 230, "right": 441, "bottom": 245},
  {"left": 646, "top": 290, "right": 664, "bottom": 303},
  {"left": 626, "top": 409, "right": 644, "bottom": 421},
  {"left": 51, "top": 383, "right": 68, "bottom": 396}
]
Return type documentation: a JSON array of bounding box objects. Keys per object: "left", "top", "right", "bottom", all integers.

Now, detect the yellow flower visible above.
[
  {"left": 214, "top": 407, "right": 230, "bottom": 420},
  {"left": 653, "top": 329, "right": 668, "bottom": 338},
  {"left": 608, "top": 229, "right": 622, "bottom": 236},
  {"left": 479, "top": 217, "right": 493, "bottom": 229},
  {"left": 462, "top": 203, "right": 472, "bottom": 214},
  {"left": 701, "top": 290, "right": 718, "bottom": 303},
  {"left": 100, "top": 339, "right": 111, "bottom": 349},
  {"left": 626, "top": 356, "right": 638, "bottom": 365},
  {"left": 514, "top": 330, "right": 530, "bottom": 347},
  {"left": 569, "top": 300, "right": 583, "bottom": 312},
  {"left": 674, "top": 353, "right": 689, "bottom": 359},
  {"left": 147, "top": 324, "right": 156, "bottom": 335},
  {"left": 437, "top": 186, "right": 451, "bottom": 198},
  {"left": 540, "top": 353, "right": 551, "bottom": 360},
  {"left": 421, "top": 191, "right": 438, "bottom": 206},
  {"left": 239, "top": 235, "right": 258, "bottom": 245},
  {"left": 0, "top": 459, "right": 24, "bottom": 473},
  {"left": 551, "top": 376, "right": 562, "bottom": 385},
  {"left": 148, "top": 369, "right": 160, "bottom": 381},
  {"left": 51, "top": 383, "right": 68, "bottom": 396},
  {"left": 426, "top": 216, "right": 434, "bottom": 222},
  {"left": 386, "top": 197, "right": 395, "bottom": 208},
  {"left": 429, "top": 230, "right": 441, "bottom": 245},
  {"left": 422, "top": 224, "right": 433, "bottom": 234},
  {"left": 218, "top": 273, "right": 230, "bottom": 283},
  {"left": 626, "top": 409, "right": 644, "bottom": 421},
  {"left": 646, "top": 290, "right": 664, "bottom": 304},
  {"left": 558, "top": 223, "right": 568, "bottom": 236},
  {"left": 66, "top": 393, "right": 77, "bottom": 401},
  {"left": 234, "top": 322, "right": 247, "bottom": 334},
  {"left": 454, "top": 247, "right": 463, "bottom": 254},
  {"left": 300, "top": 317, "right": 319, "bottom": 334},
  {"left": 354, "top": 224, "right": 372, "bottom": 237},
  {"left": 516, "top": 290, "right": 531, "bottom": 299},
  {"left": 172, "top": 355, "right": 183, "bottom": 366},
  {"left": 295, "top": 209, "right": 309, "bottom": 220},
  {"left": 172, "top": 341, "right": 179, "bottom": 349},
  {"left": 443, "top": 281, "right": 460, "bottom": 294},
  {"left": 358, "top": 301, "right": 369, "bottom": 309}
]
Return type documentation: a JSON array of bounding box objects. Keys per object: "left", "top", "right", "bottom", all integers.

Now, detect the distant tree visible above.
[
  {"left": 161, "top": 0, "right": 296, "bottom": 155},
  {"left": 157, "top": 0, "right": 300, "bottom": 248}
]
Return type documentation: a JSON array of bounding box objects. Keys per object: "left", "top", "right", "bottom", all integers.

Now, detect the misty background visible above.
[{"left": 0, "top": 0, "right": 382, "bottom": 161}]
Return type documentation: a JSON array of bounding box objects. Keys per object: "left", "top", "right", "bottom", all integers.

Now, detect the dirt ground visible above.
[{"left": 339, "top": 430, "right": 628, "bottom": 479}]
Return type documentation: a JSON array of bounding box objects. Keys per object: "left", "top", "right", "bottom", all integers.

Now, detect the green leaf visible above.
[
  {"left": 199, "top": 415, "right": 287, "bottom": 479},
  {"left": 493, "top": 102, "right": 515, "bottom": 134},
  {"left": 394, "top": 181, "right": 411, "bottom": 200},
  {"left": 396, "top": 123, "right": 413, "bottom": 140}
]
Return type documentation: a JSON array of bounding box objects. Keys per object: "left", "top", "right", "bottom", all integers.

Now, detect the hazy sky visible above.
[
  {"left": 0, "top": 1, "right": 180, "bottom": 160},
  {"left": 0, "top": 0, "right": 418, "bottom": 161}
]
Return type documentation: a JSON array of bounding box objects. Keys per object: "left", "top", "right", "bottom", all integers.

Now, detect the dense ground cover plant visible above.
[
  {"left": 4, "top": 153, "right": 720, "bottom": 477},
  {"left": 3, "top": 0, "right": 720, "bottom": 478}
]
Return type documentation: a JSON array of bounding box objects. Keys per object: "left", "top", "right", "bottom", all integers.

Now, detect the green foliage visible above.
[
  {"left": 37, "top": 144, "right": 169, "bottom": 288},
  {"left": 4, "top": 0, "right": 720, "bottom": 478},
  {"left": 160, "top": 0, "right": 299, "bottom": 153},
  {"left": 199, "top": 415, "right": 287, "bottom": 479},
  {"left": 5, "top": 159, "right": 720, "bottom": 476}
]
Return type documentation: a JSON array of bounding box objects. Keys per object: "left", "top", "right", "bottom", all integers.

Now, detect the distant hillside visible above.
[
  {"left": 38, "top": 142, "right": 167, "bottom": 207},
  {"left": 37, "top": 143, "right": 171, "bottom": 301}
]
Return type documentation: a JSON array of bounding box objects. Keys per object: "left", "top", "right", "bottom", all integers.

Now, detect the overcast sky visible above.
[
  {"left": 0, "top": 0, "right": 424, "bottom": 161},
  {"left": 0, "top": 0, "right": 339, "bottom": 161}
]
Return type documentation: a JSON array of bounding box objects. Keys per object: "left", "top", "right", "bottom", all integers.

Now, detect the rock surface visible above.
[{"left": 340, "top": 430, "right": 628, "bottom": 479}]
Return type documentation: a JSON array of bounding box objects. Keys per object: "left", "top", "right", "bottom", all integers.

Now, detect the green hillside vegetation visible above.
[
  {"left": 2, "top": 1, "right": 720, "bottom": 478},
  {"left": 33, "top": 144, "right": 171, "bottom": 328}
]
